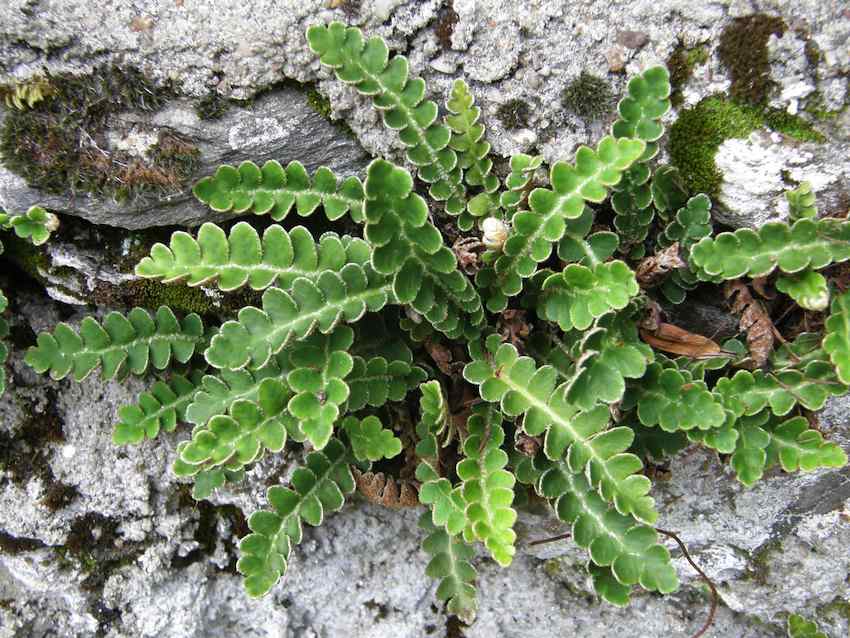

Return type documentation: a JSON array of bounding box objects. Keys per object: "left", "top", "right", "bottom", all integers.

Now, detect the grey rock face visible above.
[
  {"left": 1, "top": 1, "right": 850, "bottom": 638},
  {"left": 0, "top": 88, "right": 370, "bottom": 230}
]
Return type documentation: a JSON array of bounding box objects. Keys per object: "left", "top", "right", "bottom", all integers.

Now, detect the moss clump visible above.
[
  {"left": 194, "top": 91, "right": 231, "bottom": 120},
  {"left": 803, "top": 91, "right": 844, "bottom": 121},
  {"left": 669, "top": 95, "right": 826, "bottom": 196},
  {"left": 496, "top": 99, "right": 530, "bottom": 129},
  {"left": 306, "top": 87, "right": 334, "bottom": 120},
  {"left": 0, "top": 66, "right": 198, "bottom": 201},
  {"left": 562, "top": 72, "right": 613, "bottom": 120},
  {"left": 718, "top": 14, "right": 786, "bottom": 105},
  {"left": 667, "top": 42, "right": 709, "bottom": 107}
]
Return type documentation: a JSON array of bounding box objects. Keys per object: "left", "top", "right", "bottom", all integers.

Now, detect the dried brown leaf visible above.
[
  {"left": 725, "top": 280, "right": 775, "bottom": 368},
  {"left": 640, "top": 323, "right": 721, "bottom": 357},
  {"left": 635, "top": 243, "right": 686, "bottom": 287},
  {"left": 498, "top": 309, "right": 530, "bottom": 348},
  {"left": 352, "top": 469, "right": 419, "bottom": 509}
]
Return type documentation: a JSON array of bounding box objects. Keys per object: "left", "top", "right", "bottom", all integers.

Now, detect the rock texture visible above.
[{"left": 1, "top": 1, "right": 849, "bottom": 638}]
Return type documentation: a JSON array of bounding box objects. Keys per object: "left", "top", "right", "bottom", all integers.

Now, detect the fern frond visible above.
[
  {"left": 136, "top": 222, "right": 371, "bottom": 292},
  {"left": 823, "top": 289, "right": 850, "bottom": 384},
  {"left": 691, "top": 218, "right": 850, "bottom": 281},
  {"left": 477, "top": 136, "right": 645, "bottom": 312},
  {"left": 0, "top": 205, "right": 59, "bottom": 246},
  {"left": 114, "top": 371, "right": 204, "bottom": 445},
  {"left": 714, "top": 362, "right": 846, "bottom": 417},
  {"left": 25, "top": 306, "right": 206, "bottom": 381},
  {"left": 787, "top": 613, "right": 827, "bottom": 638},
  {"left": 464, "top": 335, "right": 657, "bottom": 524},
  {"left": 785, "top": 181, "right": 817, "bottom": 222},
  {"left": 416, "top": 381, "right": 467, "bottom": 534},
  {"left": 622, "top": 362, "right": 726, "bottom": 432},
  {"left": 342, "top": 415, "right": 402, "bottom": 461},
  {"left": 286, "top": 326, "right": 355, "bottom": 450},
  {"left": 658, "top": 193, "right": 712, "bottom": 249},
  {"left": 186, "top": 353, "right": 289, "bottom": 427},
  {"left": 345, "top": 355, "right": 427, "bottom": 412},
  {"left": 498, "top": 153, "right": 543, "bottom": 214},
  {"left": 611, "top": 66, "right": 671, "bottom": 161},
  {"left": 776, "top": 270, "right": 830, "bottom": 311},
  {"left": 178, "top": 378, "right": 292, "bottom": 473},
  {"left": 193, "top": 160, "right": 364, "bottom": 222},
  {"left": 205, "top": 269, "right": 391, "bottom": 371},
  {"left": 457, "top": 404, "right": 517, "bottom": 566},
  {"left": 237, "top": 438, "right": 355, "bottom": 597},
  {"left": 307, "top": 23, "right": 463, "bottom": 208},
  {"left": 535, "top": 455, "right": 678, "bottom": 597},
  {"left": 363, "top": 159, "right": 483, "bottom": 339},
  {"left": 419, "top": 512, "right": 479, "bottom": 624},
  {"left": 610, "top": 163, "right": 653, "bottom": 255},
  {"left": 446, "top": 79, "right": 499, "bottom": 227}
]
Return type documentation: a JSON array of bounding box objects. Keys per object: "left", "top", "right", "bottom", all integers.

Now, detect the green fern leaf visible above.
[
  {"left": 476, "top": 135, "right": 645, "bottom": 312},
  {"left": 136, "top": 222, "right": 371, "bottom": 292},
  {"left": 0, "top": 205, "right": 59, "bottom": 246},
  {"left": 114, "top": 371, "right": 204, "bottom": 445},
  {"left": 363, "top": 159, "right": 483, "bottom": 339},
  {"left": 714, "top": 362, "right": 846, "bottom": 417},
  {"left": 610, "top": 163, "right": 653, "bottom": 254},
  {"left": 649, "top": 166, "right": 688, "bottom": 220},
  {"left": 342, "top": 414, "right": 402, "bottom": 462},
  {"left": 205, "top": 268, "right": 391, "bottom": 370},
  {"left": 457, "top": 404, "right": 517, "bottom": 566},
  {"left": 464, "top": 335, "right": 657, "bottom": 524},
  {"left": 823, "top": 289, "right": 850, "bottom": 384},
  {"left": 623, "top": 362, "right": 726, "bottom": 432},
  {"left": 419, "top": 512, "right": 478, "bottom": 624},
  {"left": 307, "top": 23, "right": 463, "bottom": 208},
  {"left": 416, "top": 381, "right": 467, "bottom": 534},
  {"left": 691, "top": 218, "right": 850, "bottom": 280},
  {"left": 535, "top": 455, "right": 678, "bottom": 595},
  {"left": 345, "top": 355, "right": 427, "bottom": 412},
  {"left": 192, "top": 160, "right": 364, "bottom": 222},
  {"left": 498, "top": 153, "right": 543, "bottom": 213},
  {"left": 785, "top": 182, "right": 817, "bottom": 222},
  {"left": 787, "top": 613, "right": 827, "bottom": 638},
  {"left": 25, "top": 306, "right": 206, "bottom": 381},
  {"left": 611, "top": 66, "right": 671, "bottom": 161},
  {"left": 237, "top": 438, "right": 355, "bottom": 597},
  {"left": 776, "top": 270, "right": 830, "bottom": 311},
  {"left": 285, "top": 326, "right": 355, "bottom": 450},
  {"left": 178, "top": 378, "right": 292, "bottom": 472},
  {"left": 765, "top": 415, "right": 847, "bottom": 473}
]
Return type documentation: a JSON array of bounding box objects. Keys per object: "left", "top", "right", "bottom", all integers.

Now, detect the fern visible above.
[
  {"left": 823, "top": 289, "right": 850, "bottom": 384},
  {"left": 787, "top": 613, "right": 827, "bottom": 638},
  {"left": 446, "top": 79, "right": 499, "bottom": 227},
  {"left": 342, "top": 415, "right": 402, "bottom": 462},
  {"left": 345, "top": 355, "right": 427, "bottom": 411},
  {"left": 237, "top": 438, "right": 355, "bottom": 597},
  {"left": 785, "top": 181, "right": 817, "bottom": 222},
  {"left": 776, "top": 270, "right": 830, "bottom": 311},
  {"left": 476, "top": 136, "right": 645, "bottom": 312},
  {"left": 113, "top": 372, "right": 203, "bottom": 445},
  {"left": 465, "top": 335, "right": 657, "bottom": 524},
  {"left": 691, "top": 218, "right": 850, "bottom": 280},
  {"left": 0, "top": 205, "right": 59, "bottom": 246},
  {"left": 192, "top": 160, "right": 364, "bottom": 222},
  {"left": 136, "top": 222, "right": 371, "bottom": 292},
  {"left": 419, "top": 513, "right": 478, "bottom": 624},
  {"left": 536, "top": 454, "right": 678, "bottom": 601},
  {"left": 363, "top": 159, "right": 483, "bottom": 339},
  {"left": 205, "top": 268, "right": 390, "bottom": 370},
  {"left": 307, "top": 23, "right": 462, "bottom": 208},
  {"left": 25, "top": 306, "right": 206, "bottom": 381}
]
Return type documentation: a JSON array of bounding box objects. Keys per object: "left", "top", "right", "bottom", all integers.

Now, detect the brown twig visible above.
[
  {"left": 655, "top": 528, "right": 718, "bottom": 638},
  {"left": 527, "top": 532, "right": 571, "bottom": 547}
]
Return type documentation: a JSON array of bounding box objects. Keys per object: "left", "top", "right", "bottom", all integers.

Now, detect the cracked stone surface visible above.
[{"left": 0, "top": 1, "right": 849, "bottom": 637}]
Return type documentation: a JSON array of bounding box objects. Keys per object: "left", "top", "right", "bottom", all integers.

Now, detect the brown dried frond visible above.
[
  {"left": 635, "top": 243, "right": 686, "bottom": 287},
  {"left": 725, "top": 280, "right": 775, "bottom": 368},
  {"left": 640, "top": 322, "right": 721, "bottom": 358},
  {"left": 497, "top": 309, "right": 530, "bottom": 349},
  {"left": 352, "top": 469, "right": 419, "bottom": 509}
]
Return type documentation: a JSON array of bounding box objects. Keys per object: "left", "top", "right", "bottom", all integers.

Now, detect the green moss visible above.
[
  {"left": 669, "top": 95, "right": 826, "bottom": 196},
  {"left": 562, "top": 72, "right": 614, "bottom": 120},
  {"left": 306, "top": 87, "right": 334, "bottom": 120},
  {"left": 496, "top": 99, "right": 530, "bottom": 129},
  {"left": 0, "top": 66, "right": 196, "bottom": 201},
  {"left": 718, "top": 14, "right": 786, "bottom": 105},
  {"left": 803, "top": 91, "right": 844, "bottom": 121},
  {"left": 667, "top": 43, "right": 709, "bottom": 107},
  {"left": 108, "top": 279, "right": 217, "bottom": 316},
  {"left": 194, "top": 91, "right": 231, "bottom": 120}
]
